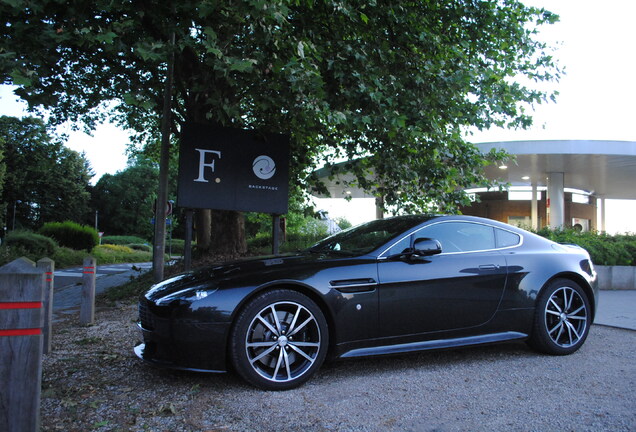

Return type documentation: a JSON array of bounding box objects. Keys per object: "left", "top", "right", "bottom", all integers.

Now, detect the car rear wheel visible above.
[
  {"left": 230, "top": 289, "right": 328, "bottom": 390},
  {"left": 528, "top": 279, "right": 591, "bottom": 355}
]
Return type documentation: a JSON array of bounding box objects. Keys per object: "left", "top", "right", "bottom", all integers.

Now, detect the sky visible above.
[{"left": 1, "top": 0, "right": 635, "bottom": 233}]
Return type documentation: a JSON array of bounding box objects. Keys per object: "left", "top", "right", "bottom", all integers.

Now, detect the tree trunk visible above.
[
  {"left": 195, "top": 208, "right": 247, "bottom": 256},
  {"left": 194, "top": 209, "right": 212, "bottom": 250}
]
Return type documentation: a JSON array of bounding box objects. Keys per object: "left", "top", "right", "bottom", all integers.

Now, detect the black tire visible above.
[
  {"left": 230, "top": 289, "right": 328, "bottom": 390},
  {"left": 528, "top": 278, "right": 591, "bottom": 355}
]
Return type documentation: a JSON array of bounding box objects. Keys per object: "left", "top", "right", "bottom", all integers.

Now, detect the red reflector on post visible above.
[
  {"left": 0, "top": 302, "right": 42, "bottom": 310},
  {"left": 0, "top": 328, "right": 42, "bottom": 336}
]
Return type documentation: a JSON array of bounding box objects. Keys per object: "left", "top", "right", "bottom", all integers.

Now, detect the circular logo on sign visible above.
[{"left": 252, "top": 155, "right": 276, "bottom": 180}]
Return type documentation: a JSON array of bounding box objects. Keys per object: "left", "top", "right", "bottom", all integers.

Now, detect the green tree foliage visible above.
[
  {"left": 0, "top": 0, "right": 560, "bottom": 252},
  {"left": 0, "top": 116, "right": 93, "bottom": 230},
  {"left": 91, "top": 160, "right": 159, "bottom": 239}
]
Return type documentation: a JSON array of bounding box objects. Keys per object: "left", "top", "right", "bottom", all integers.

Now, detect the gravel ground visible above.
[{"left": 41, "top": 304, "right": 635, "bottom": 432}]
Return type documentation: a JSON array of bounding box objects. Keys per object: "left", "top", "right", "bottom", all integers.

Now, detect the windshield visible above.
[{"left": 308, "top": 215, "right": 431, "bottom": 256}]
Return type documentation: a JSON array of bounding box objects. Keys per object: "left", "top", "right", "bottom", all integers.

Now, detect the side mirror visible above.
[{"left": 413, "top": 237, "right": 442, "bottom": 256}]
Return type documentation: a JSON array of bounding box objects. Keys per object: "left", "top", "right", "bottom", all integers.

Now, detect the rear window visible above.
[{"left": 495, "top": 228, "right": 521, "bottom": 248}]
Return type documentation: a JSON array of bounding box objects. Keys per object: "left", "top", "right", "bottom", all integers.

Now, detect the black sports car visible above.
[{"left": 135, "top": 215, "right": 598, "bottom": 390}]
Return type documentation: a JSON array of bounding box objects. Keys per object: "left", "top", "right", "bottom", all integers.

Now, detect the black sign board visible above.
[{"left": 177, "top": 123, "right": 290, "bottom": 214}]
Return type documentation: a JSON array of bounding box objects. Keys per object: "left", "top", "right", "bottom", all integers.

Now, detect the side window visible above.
[
  {"left": 385, "top": 235, "right": 412, "bottom": 256},
  {"left": 495, "top": 228, "right": 521, "bottom": 248},
  {"left": 418, "top": 222, "right": 496, "bottom": 253}
]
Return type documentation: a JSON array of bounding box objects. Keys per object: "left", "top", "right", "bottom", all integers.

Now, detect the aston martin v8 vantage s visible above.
[{"left": 135, "top": 215, "right": 598, "bottom": 390}]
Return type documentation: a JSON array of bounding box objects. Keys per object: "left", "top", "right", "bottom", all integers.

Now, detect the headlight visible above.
[{"left": 156, "top": 287, "right": 216, "bottom": 305}]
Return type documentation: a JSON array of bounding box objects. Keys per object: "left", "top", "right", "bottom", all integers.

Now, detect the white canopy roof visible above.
[{"left": 477, "top": 140, "right": 636, "bottom": 199}]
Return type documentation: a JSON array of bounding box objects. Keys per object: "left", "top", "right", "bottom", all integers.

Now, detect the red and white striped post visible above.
[
  {"left": 80, "top": 256, "right": 96, "bottom": 325},
  {"left": 0, "top": 257, "right": 45, "bottom": 432},
  {"left": 37, "top": 258, "right": 54, "bottom": 354}
]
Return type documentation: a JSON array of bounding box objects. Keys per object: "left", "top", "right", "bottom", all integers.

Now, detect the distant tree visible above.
[
  {"left": 1, "top": 1, "right": 560, "bottom": 254},
  {"left": 91, "top": 159, "right": 159, "bottom": 240},
  {"left": 0, "top": 116, "right": 93, "bottom": 230}
]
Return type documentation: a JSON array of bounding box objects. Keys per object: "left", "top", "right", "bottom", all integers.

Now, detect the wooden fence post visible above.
[
  {"left": 37, "top": 258, "right": 54, "bottom": 354},
  {"left": 80, "top": 256, "right": 96, "bottom": 325},
  {"left": 0, "top": 257, "right": 45, "bottom": 432}
]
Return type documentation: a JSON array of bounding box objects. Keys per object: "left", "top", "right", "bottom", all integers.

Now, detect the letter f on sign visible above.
[{"left": 194, "top": 149, "right": 222, "bottom": 182}]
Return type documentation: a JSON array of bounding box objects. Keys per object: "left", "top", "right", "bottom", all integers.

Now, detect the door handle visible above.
[{"left": 479, "top": 264, "right": 499, "bottom": 271}]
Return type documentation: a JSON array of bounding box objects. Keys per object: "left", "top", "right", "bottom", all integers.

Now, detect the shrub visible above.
[
  {"left": 298, "top": 219, "right": 329, "bottom": 237},
  {"left": 39, "top": 221, "right": 99, "bottom": 251},
  {"left": 246, "top": 231, "right": 326, "bottom": 254},
  {"left": 102, "top": 235, "right": 148, "bottom": 246},
  {"left": 283, "top": 232, "right": 325, "bottom": 252},
  {"left": 247, "top": 232, "right": 272, "bottom": 252},
  {"left": 128, "top": 243, "right": 152, "bottom": 252},
  {"left": 51, "top": 247, "right": 87, "bottom": 268},
  {"left": 535, "top": 228, "right": 635, "bottom": 266},
  {"left": 335, "top": 217, "right": 353, "bottom": 230},
  {"left": 167, "top": 238, "right": 196, "bottom": 256},
  {"left": 5, "top": 230, "right": 58, "bottom": 257},
  {"left": 1, "top": 230, "right": 58, "bottom": 264}
]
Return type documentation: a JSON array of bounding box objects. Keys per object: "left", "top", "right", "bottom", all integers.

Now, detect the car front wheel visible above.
[
  {"left": 529, "top": 278, "right": 591, "bottom": 355},
  {"left": 230, "top": 289, "right": 328, "bottom": 390}
]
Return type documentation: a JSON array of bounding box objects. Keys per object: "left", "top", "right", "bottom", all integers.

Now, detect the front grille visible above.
[{"left": 138, "top": 301, "right": 156, "bottom": 331}]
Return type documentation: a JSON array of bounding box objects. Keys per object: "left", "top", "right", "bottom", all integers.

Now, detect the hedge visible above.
[
  {"left": 536, "top": 228, "right": 636, "bottom": 266},
  {"left": 3, "top": 230, "right": 58, "bottom": 258},
  {"left": 39, "top": 221, "right": 99, "bottom": 251}
]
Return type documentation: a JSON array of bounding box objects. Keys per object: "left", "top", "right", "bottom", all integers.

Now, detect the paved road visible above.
[
  {"left": 52, "top": 262, "right": 151, "bottom": 317},
  {"left": 53, "top": 262, "right": 151, "bottom": 288},
  {"left": 595, "top": 289, "right": 636, "bottom": 330}
]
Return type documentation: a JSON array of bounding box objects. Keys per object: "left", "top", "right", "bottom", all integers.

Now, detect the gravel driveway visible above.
[{"left": 41, "top": 305, "right": 635, "bottom": 431}]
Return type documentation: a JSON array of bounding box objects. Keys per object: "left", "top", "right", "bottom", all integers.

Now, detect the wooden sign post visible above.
[
  {"left": 37, "top": 258, "right": 54, "bottom": 354},
  {"left": 80, "top": 257, "right": 96, "bottom": 325},
  {"left": 0, "top": 257, "right": 45, "bottom": 432}
]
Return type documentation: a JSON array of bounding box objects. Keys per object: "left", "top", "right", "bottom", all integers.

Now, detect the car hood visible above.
[{"left": 144, "top": 252, "right": 355, "bottom": 302}]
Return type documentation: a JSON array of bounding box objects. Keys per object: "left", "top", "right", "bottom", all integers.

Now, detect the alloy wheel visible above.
[
  {"left": 245, "top": 301, "right": 322, "bottom": 383},
  {"left": 544, "top": 286, "right": 588, "bottom": 348}
]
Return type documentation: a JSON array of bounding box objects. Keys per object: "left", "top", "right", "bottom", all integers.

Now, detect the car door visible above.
[{"left": 377, "top": 221, "right": 508, "bottom": 338}]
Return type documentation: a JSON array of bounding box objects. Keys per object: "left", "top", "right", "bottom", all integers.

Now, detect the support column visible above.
[
  {"left": 599, "top": 196, "right": 606, "bottom": 233},
  {"left": 547, "top": 172, "right": 565, "bottom": 229},
  {"left": 531, "top": 182, "right": 539, "bottom": 230}
]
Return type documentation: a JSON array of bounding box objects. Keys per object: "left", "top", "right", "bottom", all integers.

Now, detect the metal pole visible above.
[
  {"left": 152, "top": 28, "right": 175, "bottom": 283},
  {"left": 272, "top": 214, "right": 280, "bottom": 255},
  {"left": 184, "top": 209, "right": 193, "bottom": 271},
  {"left": 168, "top": 218, "right": 173, "bottom": 259}
]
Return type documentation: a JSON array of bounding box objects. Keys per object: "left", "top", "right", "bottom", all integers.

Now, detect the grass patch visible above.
[
  {"left": 92, "top": 244, "right": 154, "bottom": 264},
  {"left": 101, "top": 235, "right": 149, "bottom": 246},
  {"left": 101, "top": 270, "right": 155, "bottom": 303}
]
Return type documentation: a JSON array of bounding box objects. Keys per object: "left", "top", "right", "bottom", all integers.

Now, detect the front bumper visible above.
[
  {"left": 134, "top": 342, "right": 226, "bottom": 373},
  {"left": 135, "top": 299, "right": 231, "bottom": 372}
]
